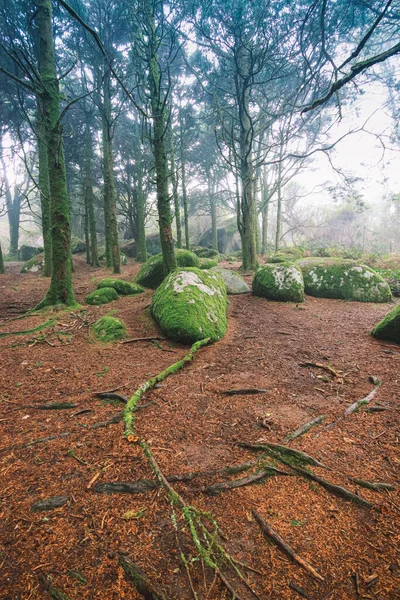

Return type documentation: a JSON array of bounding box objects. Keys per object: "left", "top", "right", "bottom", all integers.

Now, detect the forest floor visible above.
[{"left": 0, "top": 256, "right": 399, "bottom": 600}]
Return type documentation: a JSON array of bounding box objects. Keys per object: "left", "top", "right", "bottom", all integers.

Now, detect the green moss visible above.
[
  {"left": 279, "top": 246, "right": 305, "bottom": 259},
  {"left": 199, "top": 258, "right": 218, "bottom": 269},
  {"left": 371, "top": 303, "right": 400, "bottom": 343},
  {"left": 151, "top": 268, "right": 227, "bottom": 344},
  {"left": 136, "top": 249, "right": 200, "bottom": 289},
  {"left": 92, "top": 316, "right": 126, "bottom": 342},
  {"left": 21, "top": 253, "right": 45, "bottom": 274},
  {"left": 266, "top": 253, "right": 292, "bottom": 263},
  {"left": 86, "top": 287, "right": 119, "bottom": 306},
  {"left": 193, "top": 247, "right": 219, "bottom": 258},
  {"left": 97, "top": 279, "right": 144, "bottom": 296},
  {"left": 297, "top": 258, "right": 392, "bottom": 302},
  {"left": 253, "top": 262, "right": 304, "bottom": 302}
]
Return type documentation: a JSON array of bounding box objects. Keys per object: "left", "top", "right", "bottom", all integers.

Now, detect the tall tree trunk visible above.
[
  {"left": 0, "top": 242, "right": 5, "bottom": 274},
  {"left": 207, "top": 169, "right": 218, "bottom": 251},
  {"left": 37, "top": 112, "right": 52, "bottom": 276},
  {"left": 102, "top": 70, "right": 120, "bottom": 274},
  {"left": 84, "top": 120, "right": 99, "bottom": 267},
  {"left": 275, "top": 152, "right": 283, "bottom": 252},
  {"left": 169, "top": 122, "right": 182, "bottom": 248},
  {"left": 35, "top": 0, "right": 76, "bottom": 308},
  {"left": 261, "top": 166, "right": 269, "bottom": 255},
  {"left": 179, "top": 117, "right": 190, "bottom": 251},
  {"left": 135, "top": 138, "right": 147, "bottom": 263},
  {"left": 145, "top": 0, "right": 176, "bottom": 274},
  {"left": 236, "top": 43, "right": 258, "bottom": 271},
  {"left": 84, "top": 199, "right": 90, "bottom": 265},
  {"left": 0, "top": 135, "right": 20, "bottom": 257}
]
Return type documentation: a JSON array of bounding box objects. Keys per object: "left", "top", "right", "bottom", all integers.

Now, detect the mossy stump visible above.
[
  {"left": 92, "top": 316, "right": 126, "bottom": 342},
  {"left": 136, "top": 249, "right": 200, "bottom": 289},
  {"left": 97, "top": 279, "right": 144, "bottom": 296},
  {"left": 297, "top": 258, "right": 392, "bottom": 302},
  {"left": 152, "top": 268, "right": 227, "bottom": 344},
  {"left": 253, "top": 263, "right": 304, "bottom": 302},
  {"left": 371, "top": 303, "right": 400, "bottom": 344},
  {"left": 86, "top": 287, "right": 119, "bottom": 306}
]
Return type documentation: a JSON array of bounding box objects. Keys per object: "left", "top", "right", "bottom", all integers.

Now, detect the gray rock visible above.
[{"left": 211, "top": 266, "right": 250, "bottom": 294}]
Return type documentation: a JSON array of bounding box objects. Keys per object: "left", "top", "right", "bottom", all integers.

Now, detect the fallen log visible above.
[{"left": 253, "top": 509, "right": 324, "bottom": 582}]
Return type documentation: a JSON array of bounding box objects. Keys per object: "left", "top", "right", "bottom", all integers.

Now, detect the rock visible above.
[
  {"left": 71, "top": 237, "right": 86, "bottom": 254},
  {"left": 371, "top": 303, "right": 400, "bottom": 343},
  {"left": 97, "top": 279, "right": 144, "bottom": 296},
  {"left": 20, "top": 253, "right": 45, "bottom": 274},
  {"left": 253, "top": 262, "right": 304, "bottom": 302},
  {"left": 86, "top": 287, "right": 119, "bottom": 305},
  {"left": 297, "top": 258, "right": 392, "bottom": 302},
  {"left": 92, "top": 316, "right": 127, "bottom": 342},
  {"left": 199, "top": 258, "right": 218, "bottom": 269},
  {"left": 266, "top": 253, "right": 293, "bottom": 263},
  {"left": 18, "top": 245, "right": 43, "bottom": 262},
  {"left": 152, "top": 268, "right": 227, "bottom": 344},
  {"left": 31, "top": 496, "right": 69, "bottom": 512},
  {"left": 193, "top": 247, "right": 220, "bottom": 258},
  {"left": 120, "top": 239, "right": 137, "bottom": 257},
  {"left": 136, "top": 249, "right": 200, "bottom": 289},
  {"left": 211, "top": 266, "right": 250, "bottom": 294},
  {"left": 198, "top": 218, "right": 242, "bottom": 254},
  {"left": 120, "top": 252, "right": 128, "bottom": 265}
]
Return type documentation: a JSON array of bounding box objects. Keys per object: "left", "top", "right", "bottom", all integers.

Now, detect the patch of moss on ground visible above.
[
  {"left": 297, "top": 258, "right": 392, "bottom": 302},
  {"left": 253, "top": 262, "right": 304, "bottom": 302},
  {"left": 97, "top": 279, "right": 144, "bottom": 296},
  {"left": 199, "top": 258, "right": 218, "bottom": 269},
  {"left": 371, "top": 303, "right": 400, "bottom": 343},
  {"left": 92, "top": 316, "right": 126, "bottom": 342},
  {"left": 152, "top": 267, "right": 227, "bottom": 344},
  {"left": 136, "top": 249, "right": 200, "bottom": 289},
  {"left": 86, "top": 287, "right": 119, "bottom": 306}
]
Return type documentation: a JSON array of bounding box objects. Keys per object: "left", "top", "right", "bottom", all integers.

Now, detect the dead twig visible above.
[{"left": 300, "top": 362, "right": 340, "bottom": 378}]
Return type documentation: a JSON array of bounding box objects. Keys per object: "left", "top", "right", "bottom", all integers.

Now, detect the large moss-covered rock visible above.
[
  {"left": 152, "top": 268, "right": 227, "bottom": 344},
  {"left": 211, "top": 266, "right": 250, "bottom": 294},
  {"left": 92, "top": 316, "right": 126, "bottom": 342},
  {"left": 71, "top": 237, "right": 86, "bottom": 254},
  {"left": 266, "top": 253, "right": 294, "bottom": 264},
  {"left": 86, "top": 287, "right": 119, "bottom": 305},
  {"left": 18, "top": 245, "right": 43, "bottom": 262},
  {"left": 136, "top": 249, "right": 200, "bottom": 289},
  {"left": 20, "top": 253, "right": 45, "bottom": 274},
  {"left": 193, "top": 247, "right": 220, "bottom": 258},
  {"left": 253, "top": 262, "right": 304, "bottom": 302},
  {"left": 97, "top": 279, "right": 144, "bottom": 296},
  {"left": 297, "top": 258, "right": 392, "bottom": 302},
  {"left": 198, "top": 218, "right": 242, "bottom": 254},
  {"left": 199, "top": 258, "right": 218, "bottom": 269},
  {"left": 371, "top": 303, "right": 400, "bottom": 343}
]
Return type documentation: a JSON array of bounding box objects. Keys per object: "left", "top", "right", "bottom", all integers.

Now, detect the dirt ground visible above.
[{"left": 0, "top": 256, "right": 399, "bottom": 600}]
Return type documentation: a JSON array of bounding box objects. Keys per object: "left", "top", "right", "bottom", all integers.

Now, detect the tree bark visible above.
[
  {"left": 179, "top": 116, "right": 190, "bottom": 251},
  {"left": 0, "top": 242, "right": 5, "bottom": 274},
  {"left": 169, "top": 121, "right": 182, "bottom": 249},
  {"left": 135, "top": 136, "right": 147, "bottom": 263},
  {"left": 36, "top": 114, "right": 52, "bottom": 276},
  {"left": 261, "top": 166, "right": 269, "bottom": 255},
  {"left": 84, "top": 120, "right": 99, "bottom": 266},
  {"left": 35, "top": 0, "right": 76, "bottom": 308}
]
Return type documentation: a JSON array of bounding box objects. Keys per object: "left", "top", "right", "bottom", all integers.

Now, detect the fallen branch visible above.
[
  {"left": 119, "top": 553, "right": 170, "bottom": 600},
  {"left": 283, "top": 415, "right": 326, "bottom": 442},
  {"left": 222, "top": 388, "right": 268, "bottom": 396},
  {"left": 124, "top": 338, "right": 210, "bottom": 438},
  {"left": 299, "top": 362, "right": 340, "bottom": 378},
  {"left": 344, "top": 384, "right": 381, "bottom": 415},
  {"left": 121, "top": 336, "right": 166, "bottom": 344},
  {"left": 289, "top": 581, "right": 312, "bottom": 599},
  {"left": 252, "top": 509, "right": 324, "bottom": 582}
]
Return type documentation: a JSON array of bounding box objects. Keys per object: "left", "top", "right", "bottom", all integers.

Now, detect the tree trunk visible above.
[
  {"left": 0, "top": 242, "right": 5, "bottom": 274},
  {"left": 236, "top": 43, "right": 258, "bottom": 271},
  {"left": 207, "top": 169, "right": 218, "bottom": 251},
  {"left": 180, "top": 117, "right": 190, "bottom": 251},
  {"left": 135, "top": 138, "right": 147, "bottom": 263},
  {"left": 275, "top": 153, "right": 283, "bottom": 252},
  {"left": 261, "top": 167, "right": 269, "bottom": 255},
  {"left": 169, "top": 122, "right": 182, "bottom": 249},
  {"left": 145, "top": 0, "right": 176, "bottom": 274},
  {"left": 37, "top": 112, "right": 52, "bottom": 276},
  {"left": 84, "top": 120, "right": 99, "bottom": 267},
  {"left": 102, "top": 70, "right": 120, "bottom": 274},
  {"left": 0, "top": 135, "right": 20, "bottom": 258},
  {"left": 35, "top": 0, "right": 76, "bottom": 308}
]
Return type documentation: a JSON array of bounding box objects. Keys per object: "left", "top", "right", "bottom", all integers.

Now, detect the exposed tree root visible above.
[
  {"left": 118, "top": 553, "right": 170, "bottom": 599},
  {"left": 343, "top": 384, "right": 381, "bottom": 415},
  {"left": 124, "top": 338, "right": 210, "bottom": 438},
  {"left": 204, "top": 465, "right": 290, "bottom": 496},
  {"left": 253, "top": 509, "right": 324, "bottom": 582},
  {"left": 222, "top": 388, "right": 268, "bottom": 396},
  {"left": 121, "top": 336, "right": 167, "bottom": 344},
  {"left": 283, "top": 415, "right": 326, "bottom": 442},
  {"left": 39, "top": 574, "right": 72, "bottom": 600},
  {"left": 0, "top": 318, "right": 56, "bottom": 339},
  {"left": 239, "top": 442, "right": 327, "bottom": 469},
  {"left": 299, "top": 362, "right": 340, "bottom": 378},
  {"left": 349, "top": 478, "right": 395, "bottom": 492},
  {"left": 95, "top": 392, "right": 129, "bottom": 404},
  {"left": 289, "top": 581, "right": 312, "bottom": 599}
]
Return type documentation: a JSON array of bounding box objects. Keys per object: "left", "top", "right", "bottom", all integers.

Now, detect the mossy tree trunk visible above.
[
  {"left": 169, "top": 120, "right": 182, "bottom": 249},
  {"left": 35, "top": 0, "right": 76, "bottom": 308},
  {"left": 235, "top": 43, "right": 258, "bottom": 271},
  {"left": 135, "top": 133, "right": 147, "bottom": 263},
  {"left": 179, "top": 116, "right": 190, "bottom": 251},
  {"left": 0, "top": 134, "right": 21, "bottom": 258},
  {"left": 37, "top": 112, "right": 52, "bottom": 277},
  {"left": 84, "top": 119, "right": 99, "bottom": 267},
  {"left": 207, "top": 167, "right": 218, "bottom": 252},
  {"left": 101, "top": 70, "right": 120, "bottom": 274},
  {"left": 275, "top": 132, "right": 284, "bottom": 252},
  {"left": 144, "top": 0, "right": 176, "bottom": 274},
  {"left": 261, "top": 166, "right": 269, "bottom": 255},
  {"left": 0, "top": 242, "right": 5, "bottom": 274}
]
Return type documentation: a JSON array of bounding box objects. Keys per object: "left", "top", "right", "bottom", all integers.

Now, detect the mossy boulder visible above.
[
  {"left": 152, "top": 267, "right": 227, "bottom": 344},
  {"left": 18, "top": 245, "right": 43, "bottom": 262},
  {"left": 253, "top": 262, "right": 304, "bottom": 302},
  {"left": 371, "top": 303, "right": 400, "bottom": 344},
  {"left": 193, "top": 247, "right": 220, "bottom": 258},
  {"left": 136, "top": 249, "right": 200, "bottom": 289},
  {"left": 211, "top": 266, "right": 250, "bottom": 294},
  {"left": 92, "top": 316, "right": 126, "bottom": 342},
  {"left": 297, "top": 258, "right": 392, "bottom": 302},
  {"left": 199, "top": 258, "right": 218, "bottom": 269},
  {"left": 266, "top": 253, "right": 295, "bottom": 264},
  {"left": 20, "top": 253, "right": 45, "bottom": 274},
  {"left": 97, "top": 279, "right": 144, "bottom": 296},
  {"left": 86, "top": 287, "right": 119, "bottom": 305},
  {"left": 71, "top": 237, "right": 86, "bottom": 254}
]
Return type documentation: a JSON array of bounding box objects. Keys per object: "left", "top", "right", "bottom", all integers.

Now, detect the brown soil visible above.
[{"left": 0, "top": 256, "right": 399, "bottom": 600}]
